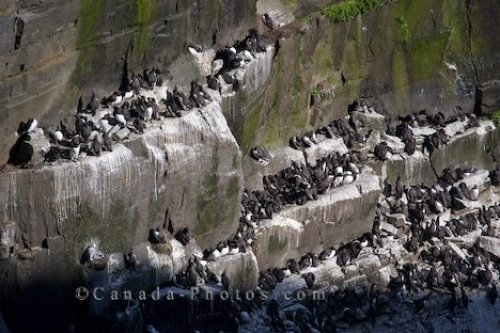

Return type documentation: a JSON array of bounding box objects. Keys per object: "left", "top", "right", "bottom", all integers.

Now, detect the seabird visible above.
[
  {"left": 123, "top": 89, "right": 134, "bottom": 99},
  {"left": 16, "top": 118, "right": 37, "bottom": 136},
  {"left": 205, "top": 248, "right": 221, "bottom": 261},
  {"left": 124, "top": 251, "right": 137, "bottom": 271},
  {"left": 250, "top": 146, "right": 271, "bottom": 164},
  {"left": 299, "top": 254, "right": 312, "bottom": 270},
  {"left": 102, "top": 132, "right": 113, "bottom": 152},
  {"left": 68, "top": 137, "right": 81, "bottom": 160},
  {"left": 217, "top": 241, "right": 229, "bottom": 256},
  {"left": 8, "top": 132, "right": 33, "bottom": 167},
  {"left": 206, "top": 75, "right": 220, "bottom": 91},
  {"left": 302, "top": 135, "right": 314, "bottom": 147},
  {"left": 44, "top": 146, "right": 62, "bottom": 162},
  {"left": 342, "top": 171, "right": 355, "bottom": 185},
  {"left": 149, "top": 227, "right": 167, "bottom": 244},
  {"left": 89, "top": 91, "right": 99, "bottom": 112},
  {"left": 374, "top": 142, "right": 392, "bottom": 161},
  {"left": 262, "top": 14, "right": 274, "bottom": 29},
  {"left": 52, "top": 130, "right": 64, "bottom": 142},
  {"left": 302, "top": 272, "right": 315, "bottom": 289},
  {"left": 174, "top": 226, "right": 190, "bottom": 246},
  {"left": 80, "top": 243, "right": 108, "bottom": 270},
  {"left": 319, "top": 247, "right": 336, "bottom": 261},
  {"left": 188, "top": 44, "right": 203, "bottom": 55},
  {"left": 470, "top": 185, "right": 479, "bottom": 201},
  {"left": 114, "top": 110, "right": 127, "bottom": 127},
  {"left": 89, "top": 136, "right": 101, "bottom": 156}
]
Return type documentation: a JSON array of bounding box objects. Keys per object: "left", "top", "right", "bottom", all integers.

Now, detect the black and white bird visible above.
[
  {"left": 80, "top": 243, "right": 108, "bottom": 270},
  {"left": 8, "top": 132, "right": 33, "bottom": 167},
  {"left": 262, "top": 14, "right": 274, "bottom": 29},
  {"left": 250, "top": 146, "right": 271, "bottom": 164},
  {"left": 16, "top": 118, "right": 37, "bottom": 136},
  {"left": 374, "top": 142, "right": 392, "bottom": 161}
]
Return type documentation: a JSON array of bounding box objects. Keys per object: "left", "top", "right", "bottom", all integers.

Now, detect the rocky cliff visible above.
[{"left": 0, "top": 0, "right": 500, "bottom": 332}]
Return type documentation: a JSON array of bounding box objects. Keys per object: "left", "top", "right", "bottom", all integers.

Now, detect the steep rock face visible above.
[
  {"left": 237, "top": 0, "right": 500, "bottom": 153},
  {"left": 0, "top": 0, "right": 257, "bottom": 161},
  {"left": 0, "top": 98, "right": 242, "bottom": 304},
  {"left": 0, "top": 1, "right": 499, "bottom": 331}
]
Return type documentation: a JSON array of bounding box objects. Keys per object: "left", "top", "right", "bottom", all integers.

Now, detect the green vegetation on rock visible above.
[
  {"left": 491, "top": 111, "right": 500, "bottom": 127},
  {"left": 324, "top": 0, "right": 394, "bottom": 23},
  {"left": 282, "top": 0, "right": 299, "bottom": 9},
  {"left": 75, "top": 0, "right": 105, "bottom": 79},
  {"left": 133, "top": 0, "right": 156, "bottom": 60},
  {"left": 395, "top": 16, "right": 411, "bottom": 42},
  {"left": 409, "top": 33, "right": 449, "bottom": 82}
]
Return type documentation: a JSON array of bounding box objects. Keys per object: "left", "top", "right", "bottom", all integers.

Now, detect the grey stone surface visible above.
[
  {"left": 252, "top": 216, "right": 304, "bottom": 271},
  {"left": 206, "top": 251, "right": 259, "bottom": 292},
  {"left": 351, "top": 111, "right": 386, "bottom": 131},
  {"left": 479, "top": 236, "right": 500, "bottom": 258},
  {"left": 112, "top": 127, "right": 130, "bottom": 141},
  {"left": 0, "top": 0, "right": 259, "bottom": 162},
  {"left": 303, "top": 138, "right": 348, "bottom": 166},
  {"left": 0, "top": 99, "right": 243, "bottom": 305},
  {"left": 430, "top": 122, "right": 499, "bottom": 175},
  {"left": 0, "top": 222, "right": 15, "bottom": 260}
]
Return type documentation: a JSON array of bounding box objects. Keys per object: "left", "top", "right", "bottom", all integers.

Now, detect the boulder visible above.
[
  {"left": 479, "top": 236, "right": 500, "bottom": 258},
  {"left": 351, "top": 111, "right": 386, "bottom": 131},
  {"left": 112, "top": 127, "right": 130, "bottom": 141},
  {"left": 206, "top": 251, "right": 259, "bottom": 292},
  {"left": 387, "top": 213, "right": 407, "bottom": 228},
  {"left": 303, "top": 138, "right": 349, "bottom": 166}
]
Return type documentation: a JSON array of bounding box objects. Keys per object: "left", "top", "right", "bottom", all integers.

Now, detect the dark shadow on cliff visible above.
[{"left": 0, "top": 280, "right": 110, "bottom": 333}]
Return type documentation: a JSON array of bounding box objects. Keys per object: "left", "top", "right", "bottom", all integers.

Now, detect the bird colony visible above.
[{"left": 4, "top": 22, "right": 500, "bottom": 333}]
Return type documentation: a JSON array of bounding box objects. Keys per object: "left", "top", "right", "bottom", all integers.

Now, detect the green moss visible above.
[
  {"left": 268, "top": 234, "right": 288, "bottom": 253},
  {"left": 323, "top": 0, "right": 395, "bottom": 23},
  {"left": 241, "top": 99, "right": 263, "bottom": 152},
  {"left": 311, "top": 86, "right": 321, "bottom": 97},
  {"left": 290, "top": 38, "right": 307, "bottom": 128},
  {"left": 282, "top": 0, "right": 298, "bottom": 9},
  {"left": 490, "top": 110, "right": 500, "bottom": 127},
  {"left": 74, "top": 0, "right": 105, "bottom": 80},
  {"left": 263, "top": 52, "right": 285, "bottom": 146},
  {"left": 392, "top": 50, "right": 410, "bottom": 112},
  {"left": 341, "top": 38, "right": 362, "bottom": 100},
  {"left": 409, "top": 33, "right": 449, "bottom": 82},
  {"left": 311, "top": 30, "right": 335, "bottom": 83},
  {"left": 66, "top": 201, "right": 131, "bottom": 258},
  {"left": 133, "top": 0, "right": 156, "bottom": 60},
  {"left": 298, "top": 15, "right": 313, "bottom": 23},
  {"left": 443, "top": 1, "right": 469, "bottom": 60},
  {"left": 395, "top": 16, "right": 411, "bottom": 42}
]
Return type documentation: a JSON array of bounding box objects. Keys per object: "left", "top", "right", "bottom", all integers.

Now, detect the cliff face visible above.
[
  {"left": 235, "top": 0, "right": 500, "bottom": 154},
  {"left": 0, "top": 0, "right": 257, "bottom": 161},
  {"left": 1, "top": 0, "right": 500, "bottom": 332}
]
